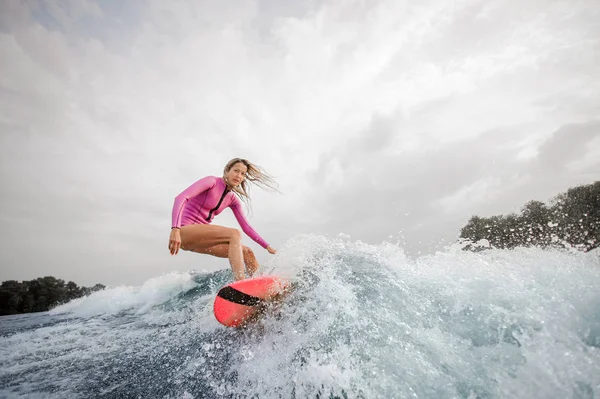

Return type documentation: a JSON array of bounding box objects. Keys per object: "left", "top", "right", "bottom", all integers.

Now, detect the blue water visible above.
[{"left": 1, "top": 234, "right": 599, "bottom": 398}]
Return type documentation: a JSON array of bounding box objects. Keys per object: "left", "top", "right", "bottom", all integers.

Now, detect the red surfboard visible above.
[{"left": 213, "top": 275, "right": 289, "bottom": 327}]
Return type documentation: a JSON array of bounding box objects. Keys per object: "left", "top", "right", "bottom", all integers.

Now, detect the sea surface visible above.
[{"left": 1, "top": 234, "right": 599, "bottom": 398}]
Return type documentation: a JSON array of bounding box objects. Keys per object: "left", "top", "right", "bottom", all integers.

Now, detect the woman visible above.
[{"left": 169, "top": 158, "right": 278, "bottom": 281}]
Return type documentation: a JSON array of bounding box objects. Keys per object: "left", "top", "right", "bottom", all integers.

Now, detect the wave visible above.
[{"left": 2, "top": 234, "right": 599, "bottom": 398}]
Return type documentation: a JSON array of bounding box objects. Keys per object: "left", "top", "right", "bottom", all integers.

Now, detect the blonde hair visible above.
[{"left": 223, "top": 158, "right": 279, "bottom": 209}]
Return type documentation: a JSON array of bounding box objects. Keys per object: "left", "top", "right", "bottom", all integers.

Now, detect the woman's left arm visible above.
[{"left": 230, "top": 199, "right": 275, "bottom": 252}]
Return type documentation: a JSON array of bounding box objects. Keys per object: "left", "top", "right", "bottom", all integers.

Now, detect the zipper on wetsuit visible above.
[{"left": 207, "top": 187, "right": 230, "bottom": 221}]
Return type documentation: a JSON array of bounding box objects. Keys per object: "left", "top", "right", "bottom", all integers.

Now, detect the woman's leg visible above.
[
  {"left": 242, "top": 247, "right": 259, "bottom": 276},
  {"left": 191, "top": 244, "right": 260, "bottom": 277},
  {"left": 179, "top": 224, "right": 256, "bottom": 280}
]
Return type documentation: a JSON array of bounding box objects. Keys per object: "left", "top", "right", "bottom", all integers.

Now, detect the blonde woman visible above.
[{"left": 169, "top": 158, "right": 278, "bottom": 281}]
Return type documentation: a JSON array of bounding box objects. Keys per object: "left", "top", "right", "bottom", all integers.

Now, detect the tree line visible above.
[
  {"left": 460, "top": 181, "right": 599, "bottom": 252},
  {"left": 0, "top": 276, "right": 105, "bottom": 316}
]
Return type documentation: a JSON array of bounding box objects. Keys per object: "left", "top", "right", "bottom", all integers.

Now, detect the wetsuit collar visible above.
[{"left": 221, "top": 176, "right": 234, "bottom": 191}]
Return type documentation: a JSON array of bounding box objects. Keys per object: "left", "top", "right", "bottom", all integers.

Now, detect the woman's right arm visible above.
[
  {"left": 169, "top": 176, "right": 216, "bottom": 255},
  {"left": 171, "top": 176, "right": 216, "bottom": 228},
  {"left": 169, "top": 228, "right": 182, "bottom": 255}
]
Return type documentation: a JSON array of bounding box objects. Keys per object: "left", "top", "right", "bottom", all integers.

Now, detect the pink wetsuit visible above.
[{"left": 171, "top": 176, "right": 269, "bottom": 249}]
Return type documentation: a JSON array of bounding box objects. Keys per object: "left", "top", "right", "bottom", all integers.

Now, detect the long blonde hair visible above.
[{"left": 223, "top": 158, "right": 279, "bottom": 210}]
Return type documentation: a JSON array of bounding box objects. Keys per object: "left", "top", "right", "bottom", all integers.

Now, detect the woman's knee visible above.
[
  {"left": 228, "top": 228, "right": 242, "bottom": 241},
  {"left": 242, "top": 246, "right": 254, "bottom": 256}
]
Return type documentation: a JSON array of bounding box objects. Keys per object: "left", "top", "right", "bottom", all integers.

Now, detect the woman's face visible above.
[{"left": 226, "top": 162, "right": 248, "bottom": 187}]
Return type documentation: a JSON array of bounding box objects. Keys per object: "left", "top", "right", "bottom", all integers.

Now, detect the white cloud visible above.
[
  {"left": 437, "top": 178, "right": 500, "bottom": 215},
  {"left": 1, "top": 0, "right": 599, "bottom": 285}
]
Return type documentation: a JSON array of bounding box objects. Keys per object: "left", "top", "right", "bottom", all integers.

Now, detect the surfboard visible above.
[{"left": 213, "top": 275, "right": 289, "bottom": 327}]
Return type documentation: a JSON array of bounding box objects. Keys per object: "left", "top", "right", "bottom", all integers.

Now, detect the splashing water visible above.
[{"left": 1, "top": 234, "right": 599, "bottom": 398}]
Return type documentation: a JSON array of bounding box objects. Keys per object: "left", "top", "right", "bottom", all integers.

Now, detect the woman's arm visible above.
[
  {"left": 230, "top": 198, "right": 269, "bottom": 249},
  {"left": 172, "top": 176, "right": 216, "bottom": 228}
]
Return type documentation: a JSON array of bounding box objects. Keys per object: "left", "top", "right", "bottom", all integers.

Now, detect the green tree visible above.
[
  {"left": 0, "top": 277, "right": 105, "bottom": 316},
  {"left": 521, "top": 200, "right": 551, "bottom": 246},
  {"left": 66, "top": 281, "right": 83, "bottom": 301},
  {"left": 459, "top": 181, "right": 599, "bottom": 252},
  {"left": 0, "top": 280, "right": 24, "bottom": 315},
  {"left": 556, "top": 182, "right": 599, "bottom": 250}
]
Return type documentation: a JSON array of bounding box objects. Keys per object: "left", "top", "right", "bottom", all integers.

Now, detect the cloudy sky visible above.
[{"left": 1, "top": 0, "right": 599, "bottom": 286}]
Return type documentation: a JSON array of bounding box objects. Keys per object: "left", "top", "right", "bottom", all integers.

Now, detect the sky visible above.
[{"left": 1, "top": 0, "right": 599, "bottom": 286}]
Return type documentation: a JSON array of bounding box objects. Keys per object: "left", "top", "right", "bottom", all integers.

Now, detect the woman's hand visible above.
[
  {"left": 266, "top": 245, "right": 277, "bottom": 254},
  {"left": 169, "top": 228, "right": 181, "bottom": 255}
]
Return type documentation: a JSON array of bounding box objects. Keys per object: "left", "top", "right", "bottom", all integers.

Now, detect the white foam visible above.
[
  {"left": 2, "top": 235, "right": 599, "bottom": 398},
  {"left": 49, "top": 271, "right": 199, "bottom": 318},
  {"left": 220, "top": 235, "right": 600, "bottom": 398}
]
